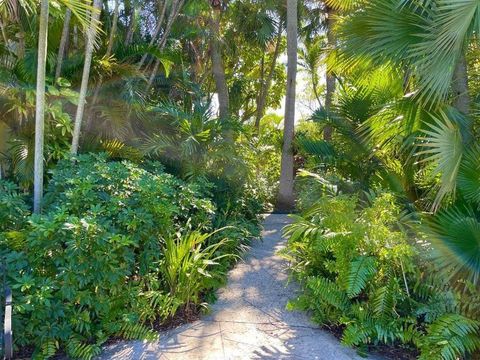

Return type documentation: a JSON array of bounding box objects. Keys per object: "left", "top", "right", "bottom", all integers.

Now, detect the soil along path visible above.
[{"left": 99, "top": 214, "right": 366, "bottom": 360}]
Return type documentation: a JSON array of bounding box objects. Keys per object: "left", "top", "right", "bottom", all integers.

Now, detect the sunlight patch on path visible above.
[{"left": 98, "top": 214, "right": 373, "bottom": 360}]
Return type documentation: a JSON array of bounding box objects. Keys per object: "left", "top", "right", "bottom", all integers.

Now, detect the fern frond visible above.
[
  {"left": 307, "top": 276, "right": 349, "bottom": 311},
  {"left": 346, "top": 256, "right": 376, "bottom": 298}
]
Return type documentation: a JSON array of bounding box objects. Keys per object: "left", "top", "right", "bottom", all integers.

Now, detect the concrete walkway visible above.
[{"left": 99, "top": 214, "right": 367, "bottom": 360}]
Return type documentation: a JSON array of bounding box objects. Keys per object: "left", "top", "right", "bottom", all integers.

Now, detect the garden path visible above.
[{"left": 99, "top": 214, "right": 371, "bottom": 360}]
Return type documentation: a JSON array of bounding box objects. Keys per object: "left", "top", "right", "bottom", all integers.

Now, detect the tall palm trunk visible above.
[
  {"left": 71, "top": 0, "right": 102, "bottom": 155},
  {"left": 255, "top": 26, "right": 283, "bottom": 129},
  {"left": 209, "top": 9, "right": 229, "bottom": 119},
  {"left": 85, "top": 0, "right": 119, "bottom": 131},
  {"left": 146, "top": 0, "right": 184, "bottom": 89},
  {"left": 276, "top": 0, "right": 297, "bottom": 212},
  {"left": 137, "top": 0, "right": 167, "bottom": 70},
  {"left": 13, "top": 0, "right": 25, "bottom": 59},
  {"left": 323, "top": 6, "right": 335, "bottom": 141},
  {"left": 33, "top": 0, "right": 49, "bottom": 214},
  {"left": 124, "top": 5, "right": 137, "bottom": 46},
  {"left": 105, "top": 0, "right": 119, "bottom": 56},
  {"left": 452, "top": 52, "right": 471, "bottom": 144},
  {"left": 55, "top": 9, "right": 71, "bottom": 81}
]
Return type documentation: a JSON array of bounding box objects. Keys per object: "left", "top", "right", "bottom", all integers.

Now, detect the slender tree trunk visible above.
[
  {"left": 138, "top": 0, "right": 167, "bottom": 70},
  {"left": 323, "top": 6, "right": 336, "bottom": 141},
  {"left": 85, "top": 0, "right": 120, "bottom": 131},
  {"left": 71, "top": 0, "right": 102, "bottom": 155},
  {"left": 33, "top": 0, "right": 49, "bottom": 214},
  {"left": 146, "top": 0, "right": 184, "bottom": 89},
  {"left": 452, "top": 53, "right": 470, "bottom": 114},
  {"left": 452, "top": 52, "right": 471, "bottom": 144},
  {"left": 255, "top": 26, "right": 283, "bottom": 129},
  {"left": 276, "top": 0, "right": 297, "bottom": 212},
  {"left": 0, "top": 20, "right": 8, "bottom": 45},
  {"left": 13, "top": 0, "right": 25, "bottom": 59},
  {"left": 55, "top": 9, "right": 71, "bottom": 82},
  {"left": 105, "top": 0, "right": 119, "bottom": 56},
  {"left": 73, "top": 25, "right": 79, "bottom": 49},
  {"left": 125, "top": 5, "right": 137, "bottom": 46},
  {"left": 209, "top": 10, "right": 229, "bottom": 119}
]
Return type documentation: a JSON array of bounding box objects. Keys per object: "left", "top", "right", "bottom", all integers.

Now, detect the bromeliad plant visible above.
[{"left": 282, "top": 192, "right": 480, "bottom": 359}]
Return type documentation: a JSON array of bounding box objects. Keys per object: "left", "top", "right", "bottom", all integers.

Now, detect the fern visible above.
[
  {"left": 420, "top": 314, "right": 480, "bottom": 360},
  {"left": 32, "top": 340, "right": 58, "bottom": 359},
  {"left": 346, "top": 256, "right": 376, "bottom": 298},
  {"left": 66, "top": 337, "right": 102, "bottom": 360},
  {"left": 118, "top": 321, "right": 158, "bottom": 341},
  {"left": 307, "top": 276, "right": 349, "bottom": 311}
]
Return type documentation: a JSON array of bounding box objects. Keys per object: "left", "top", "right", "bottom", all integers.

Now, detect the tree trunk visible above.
[
  {"left": 255, "top": 26, "right": 283, "bottom": 129},
  {"left": 13, "top": 0, "right": 25, "bottom": 59},
  {"left": 146, "top": 0, "right": 184, "bottom": 89},
  {"left": 124, "top": 5, "right": 137, "bottom": 46},
  {"left": 452, "top": 52, "right": 471, "bottom": 144},
  {"left": 85, "top": 0, "right": 120, "bottom": 131},
  {"left": 323, "top": 6, "right": 336, "bottom": 141},
  {"left": 33, "top": 0, "right": 49, "bottom": 214},
  {"left": 138, "top": 0, "right": 167, "bottom": 70},
  {"left": 55, "top": 9, "right": 71, "bottom": 82},
  {"left": 209, "top": 10, "right": 229, "bottom": 119},
  {"left": 71, "top": 0, "right": 102, "bottom": 155},
  {"left": 0, "top": 20, "right": 8, "bottom": 45},
  {"left": 452, "top": 53, "right": 470, "bottom": 115},
  {"left": 105, "top": 0, "right": 119, "bottom": 56},
  {"left": 73, "top": 25, "right": 79, "bottom": 49},
  {"left": 276, "top": 0, "right": 297, "bottom": 212}
]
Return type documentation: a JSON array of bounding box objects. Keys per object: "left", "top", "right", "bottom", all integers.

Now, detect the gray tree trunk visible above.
[
  {"left": 138, "top": 0, "right": 167, "bottom": 70},
  {"left": 125, "top": 7, "right": 137, "bottom": 46},
  {"left": 85, "top": 0, "right": 120, "bottom": 131},
  {"left": 146, "top": 0, "right": 184, "bottom": 89},
  {"left": 276, "top": 0, "right": 297, "bottom": 212},
  {"left": 71, "top": 0, "right": 102, "bottom": 155},
  {"left": 33, "top": 0, "right": 49, "bottom": 214},
  {"left": 106, "top": 0, "right": 119, "bottom": 56},
  {"left": 452, "top": 52, "right": 471, "bottom": 144},
  {"left": 452, "top": 53, "right": 470, "bottom": 114},
  {"left": 323, "top": 6, "right": 335, "bottom": 141},
  {"left": 255, "top": 26, "right": 283, "bottom": 129},
  {"left": 73, "top": 25, "right": 79, "bottom": 49},
  {"left": 55, "top": 9, "right": 71, "bottom": 81},
  {"left": 13, "top": 0, "right": 25, "bottom": 59},
  {"left": 210, "top": 10, "right": 229, "bottom": 119}
]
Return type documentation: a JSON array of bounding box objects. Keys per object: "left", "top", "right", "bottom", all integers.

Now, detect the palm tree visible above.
[
  {"left": 33, "top": 0, "right": 49, "bottom": 213},
  {"left": 54, "top": 8, "right": 71, "bottom": 81},
  {"left": 323, "top": 5, "right": 335, "bottom": 141},
  {"left": 71, "top": 0, "right": 102, "bottom": 155},
  {"left": 277, "top": 0, "right": 297, "bottom": 212},
  {"left": 209, "top": 3, "right": 229, "bottom": 120}
]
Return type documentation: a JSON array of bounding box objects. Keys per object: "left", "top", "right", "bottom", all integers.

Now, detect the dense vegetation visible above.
[{"left": 1, "top": 0, "right": 480, "bottom": 359}]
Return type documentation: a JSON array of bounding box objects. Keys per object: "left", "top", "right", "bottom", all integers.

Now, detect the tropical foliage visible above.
[{"left": 2, "top": 0, "right": 480, "bottom": 358}]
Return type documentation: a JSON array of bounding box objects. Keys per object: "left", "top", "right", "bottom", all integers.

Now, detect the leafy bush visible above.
[
  {"left": 283, "top": 192, "right": 480, "bottom": 359},
  {"left": 0, "top": 180, "right": 29, "bottom": 232},
  {"left": 0, "top": 154, "right": 260, "bottom": 359}
]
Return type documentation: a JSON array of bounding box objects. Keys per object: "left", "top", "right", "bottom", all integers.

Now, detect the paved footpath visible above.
[{"left": 99, "top": 214, "right": 373, "bottom": 360}]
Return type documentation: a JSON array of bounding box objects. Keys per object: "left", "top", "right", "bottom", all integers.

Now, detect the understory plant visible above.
[
  {"left": 0, "top": 154, "right": 261, "bottom": 359},
  {"left": 282, "top": 192, "right": 480, "bottom": 359}
]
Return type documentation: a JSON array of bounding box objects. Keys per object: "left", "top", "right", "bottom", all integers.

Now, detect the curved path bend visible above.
[{"left": 99, "top": 214, "right": 370, "bottom": 360}]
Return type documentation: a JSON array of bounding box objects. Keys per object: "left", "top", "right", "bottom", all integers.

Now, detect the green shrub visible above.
[
  {"left": 0, "top": 154, "right": 229, "bottom": 359},
  {"left": 0, "top": 180, "right": 29, "bottom": 232},
  {"left": 283, "top": 192, "right": 480, "bottom": 359}
]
